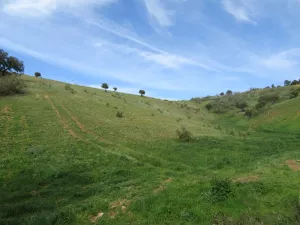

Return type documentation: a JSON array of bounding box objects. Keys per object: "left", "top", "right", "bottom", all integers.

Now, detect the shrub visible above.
[
  {"left": 116, "top": 111, "right": 123, "bottom": 118},
  {"left": 65, "top": 83, "right": 71, "bottom": 90},
  {"left": 65, "top": 83, "right": 76, "bottom": 94},
  {"left": 176, "top": 126, "right": 193, "bottom": 142},
  {"left": 106, "top": 103, "right": 110, "bottom": 107},
  {"left": 211, "top": 178, "right": 233, "bottom": 202},
  {"left": 205, "top": 103, "right": 213, "bottom": 111},
  {"left": 235, "top": 101, "right": 248, "bottom": 111},
  {"left": 244, "top": 108, "right": 254, "bottom": 118},
  {"left": 258, "top": 93, "right": 280, "bottom": 104},
  {"left": 84, "top": 88, "right": 88, "bottom": 93},
  {"left": 0, "top": 75, "right": 24, "bottom": 95},
  {"left": 176, "top": 118, "right": 183, "bottom": 122},
  {"left": 226, "top": 90, "right": 233, "bottom": 96},
  {"left": 290, "top": 88, "right": 300, "bottom": 99},
  {"left": 34, "top": 72, "right": 41, "bottom": 78},
  {"left": 255, "top": 101, "right": 266, "bottom": 109}
]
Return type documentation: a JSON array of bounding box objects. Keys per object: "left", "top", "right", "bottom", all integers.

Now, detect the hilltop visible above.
[{"left": 1, "top": 75, "right": 300, "bottom": 225}]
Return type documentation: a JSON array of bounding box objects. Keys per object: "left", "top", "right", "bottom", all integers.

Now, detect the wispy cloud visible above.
[
  {"left": 89, "top": 19, "right": 218, "bottom": 71},
  {"left": 1, "top": 0, "right": 300, "bottom": 99},
  {"left": 261, "top": 48, "right": 300, "bottom": 70},
  {"left": 144, "top": 0, "right": 175, "bottom": 27},
  {"left": 2, "top": 0, "right": 117, "bottom": 17},
  {"left": 221, "top": 0, "right": 257, "bottom": 24}
]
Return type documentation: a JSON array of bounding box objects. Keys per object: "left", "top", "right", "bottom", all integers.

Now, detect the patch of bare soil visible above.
[
  {"left": 107, "top": 198, "right": 131, "bottom": 219},
  {"left": 90, "top": 212, "right": 104, "bottom": 223},
  {"left": 154, "top": 178, "right": 173, "bottom": 194},
  {"left": 233, "top": 176, "right": 259, "bottom": 183},
  {"left": 2, "top": 105, "right": 12, "bottom": 120},
  {"left": 285, "top": 160, "right": 300, "bottom": 171}
]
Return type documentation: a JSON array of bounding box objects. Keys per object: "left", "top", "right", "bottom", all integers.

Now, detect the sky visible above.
[{"left": 1, "top": 0, "right": 300, "bottom": 100}]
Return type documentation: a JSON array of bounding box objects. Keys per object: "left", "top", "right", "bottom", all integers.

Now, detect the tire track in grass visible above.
[
  {"left": 60, "top": 103, "right": 188, "bottom": 169},
  {"left": 44, "top": 95, "right": 80, "bottom": 139},
  {"left": 61, "top": 104, "right": 109, "bottom": 143}
]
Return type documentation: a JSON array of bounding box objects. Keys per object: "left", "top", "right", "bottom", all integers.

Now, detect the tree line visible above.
[{"left": 101, "top": 83, "right": 146, "bottom": 97}]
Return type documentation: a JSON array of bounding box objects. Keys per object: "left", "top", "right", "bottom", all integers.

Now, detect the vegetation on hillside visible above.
[
  {"left": 192, "top": 81, "right": 300, "bottom": 120},
  {"left": 1, "top": 48, "right": 300, "bottom": 224}
]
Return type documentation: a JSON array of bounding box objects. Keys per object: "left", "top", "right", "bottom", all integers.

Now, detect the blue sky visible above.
[{"left": 1, "top": 0, "right": 300, "bottom": 99}]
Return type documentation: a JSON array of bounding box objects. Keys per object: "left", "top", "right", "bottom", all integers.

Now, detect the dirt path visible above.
[
  {"left": 61, "top": 104, "right": 109, "bottom": 143},
  {"left": 285, "top": 160, "right": 300, "bottom": 171},
  {"left": 44, "top": 95, "right": 79, "bottom": 139}
]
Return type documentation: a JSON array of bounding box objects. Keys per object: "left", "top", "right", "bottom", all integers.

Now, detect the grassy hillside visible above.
[{"left": 1, "top": 75, "right": 300, "bottom": 225}]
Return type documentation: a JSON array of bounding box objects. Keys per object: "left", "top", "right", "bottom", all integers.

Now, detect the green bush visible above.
[
  {"left": 34, "top": 72, "right": 41, "bottom": 78},
  {"left": 235, "top": 101, "right": 248, "bottom": 111},
  {"left": 290, "top": 88, "right": 300, "bottom": 99},
  {"left": 211, "top": 178, "right": 233, "bottom": 202},
  {"left": 0, "top": 75, "right": 24, "bottom": 96},
  {"left": 258, "top": 93, "right": 280, "bottom": 104},
  {"left": 116, "top": 111, "right": 123, "bottom": 118},
  {"left": 255, "top": 101, "right": 266, "bottom": 109},
  {"left": 176, "top": 126, "right": 193, "bottom": 142},
  {"left": 244, "top": 108, "right": 255, "bottom": 118},
  {"left": 205, "top": 103, "right": 213, "bottom": 111},
  {"left": 65, "top": 83, "right": 71, "bottom": 90}
]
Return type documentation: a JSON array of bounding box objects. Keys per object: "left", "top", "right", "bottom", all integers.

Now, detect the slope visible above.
[{"left": 0, "top": 75, "right": 300, "bottom": 225}]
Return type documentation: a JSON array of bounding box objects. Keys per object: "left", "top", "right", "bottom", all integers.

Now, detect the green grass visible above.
[{"left": 1, "top": 75, "right": 300, "bottom": 224}]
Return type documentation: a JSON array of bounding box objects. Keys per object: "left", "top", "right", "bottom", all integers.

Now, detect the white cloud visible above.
[
  {"left": 90, "top": 20, "right": 218, "bottom": 71},
  {"left": 2, "top": 0, "right": 117, "bottom": 17},
  {"left": 221, "top": 0, "right": 257, "bottom": 24},
  {"left": 261, "top": 48, "right": 300, "bottom": 70},
  {"left": 144, "top": 0, "right": 174, "bottom": 27}
]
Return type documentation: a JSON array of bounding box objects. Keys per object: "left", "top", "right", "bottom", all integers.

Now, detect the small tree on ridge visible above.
[
  {"left": 101, "top": 83, "right": 109, "bottom": 92},
  {"left": 139, "top": 90, "right": 145, "bottom": 97},
  {"left": 35, "top": 72, "right": 41, "bottom": 78}
]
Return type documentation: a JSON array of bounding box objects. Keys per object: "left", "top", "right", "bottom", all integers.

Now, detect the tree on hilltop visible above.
[
  {"left": 0, "top": 49, "right": 24, "bottom": 76},
  {"left": 139, "top": 90, "right": 145, "bottom": 97},
  {"left": 101, "top": 83, "right": 109, "bottom": 92}
]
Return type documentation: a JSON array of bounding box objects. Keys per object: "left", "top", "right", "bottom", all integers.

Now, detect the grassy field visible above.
[{"left": 0, "top": 75, "right": 300, "bottom": 224}]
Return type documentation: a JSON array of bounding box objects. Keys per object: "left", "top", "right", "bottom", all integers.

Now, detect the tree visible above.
[
  {"left": 258, "top": 93, "right": 280, "bottom": 104},
  {"left": 101, "top": 83, "right": 109, "bottom": 92},
  {"left": 284, "top": 80, "right": 291, "bottom": 86},
  {"left": 0, "top": 49, "right": 24, "bottom": 76},
  {"left": 291, "top": 80, "right": 299, "bottom": 85},
  {"left": 35, "top": 72, "right": 41, "bottom": 78},
  {"left": 244, "top": 109, "right": 254, "bottom": 119},
  {"left": 205, "top": 103, "right": 213, "bottom": 111},
  {"left": 226, "top": 90, "right": 233, "bottom": 96},
  {"left": 235, "top": 101, "right": 248, "bottom": 112},
  {"left": 220, "top": 92, "right": 224, "bottom": 96},
  {"left": 113, "top": 87, "right": 117, "bottom": 92},
  {"left": 290, "top": 88, "right": 300, "bottom": 99},
  {"left": 271, "top": 84, "right": 275, "bottom": 88},
  {"left": 139, "top": 90, "right": 145, "bottom": 97}
]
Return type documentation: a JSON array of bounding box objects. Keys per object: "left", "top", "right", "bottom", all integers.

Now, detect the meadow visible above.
[{"left": 0, "top": 75, "right": 299, "bottom": 224}]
